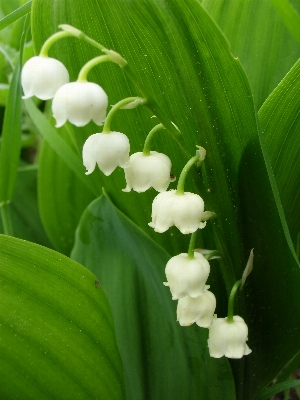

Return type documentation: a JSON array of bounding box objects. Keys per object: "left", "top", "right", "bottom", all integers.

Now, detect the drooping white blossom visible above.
[
  {"left": 149, "top": 190, "right": 206, "bottom": 234},
  {"left": 164, "top": 252, "right": 210, "bottom": 300},
  {"left": 52, "top": 81, "right": 108, "bottom": 127},
  {"left": 123, "top": 151, "right": 171, "bottom": 193},
  {"left": 21, "top": 56, "right": 69, "bottom": 100},
  {"left": 177, "top": 289, "right": 216, "bottom": 328},
  {"left": 208, "top": 316, "right": 252, "bottom": 359},
  {"left": 82, "top": 132, "right": 130, "bottom": 176}
]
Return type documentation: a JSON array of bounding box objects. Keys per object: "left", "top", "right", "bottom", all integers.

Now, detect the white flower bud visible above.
[
  {"left": 123, "top": 151, "right": 171, "bottom": 193},
  {"left": 21, "top": 56, "right": 69, "bottom": 100},
  {"left": 149, "top": 190, "right": 206, "bottom": 234},
  {"left": 164, "top": 253, "right": 210, "bottom": 300},
  {"left": 52, "top": 81, "right": 108, "bottom": 127},
  {"left": 177, "top": 290, "right": 216, "bottom": 328},
  {"left": 82, "top": 132, "right": 130, "bottom": 176},
  {"left": 208, "top": 316, "right": 252, "bottom": 359}
]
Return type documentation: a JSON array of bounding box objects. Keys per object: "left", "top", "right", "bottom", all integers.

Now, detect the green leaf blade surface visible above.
[
  {"left": 37, "top": 125, "right": 97, "bottom": 255},
  {"left": 0, "top": 235, "right": 125, "bottom": 399},
  {"left": 259, "top": 58, "right": 300, "bottom": 241},
  {"left": 202, "top": 0, "right": 300, "bottom": 109}
]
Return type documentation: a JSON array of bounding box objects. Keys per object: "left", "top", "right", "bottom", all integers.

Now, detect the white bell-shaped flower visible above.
[
  {"left": 164, "top": 252, "right": 210, "bottom": 300},
  {"left": 52, "top": 81, "right": 108, "bottom": 127},
  {"left": 208, "top": 316, "right": 252, "bottom": 359},
  {"left": 177, "top": 289, "right": 216, "bottom": 328},
  {"left": 123, "top": 151, "right": 171, "bottom": 193},
  {"left": 82, "top": 132, "right": 130, "bottom": 176},
  {"left": 149, "top": 190, "right": 206, "bottom": 234},
  {"left": 21, "top": 56, "right": 69, "bottom": 100}
]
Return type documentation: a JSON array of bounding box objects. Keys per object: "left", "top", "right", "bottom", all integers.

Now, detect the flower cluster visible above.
[
  {"left": 164, "top": 252, "right": 216, "bottom": 328},
  {"left": 21, "top": 25, "right": 252, "bottom": 361},
  {"left": 164, "top": 245, "right": 252, "bottom": 357}
]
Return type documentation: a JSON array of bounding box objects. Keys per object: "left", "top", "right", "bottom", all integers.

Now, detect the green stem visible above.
[
  {"left": 187, "top": 231, "right": 198, "bottom": 259},
  {"left": 143, "top": 123, "right": 165, "bottom": 155},
  {"left": 176, "top": 154, "right": 200, "bottom": 195},
  {"left": 102, "top": 97, "right": 144, "bottom": 133},
  {"left": 227, "top": 279, "right": 242, "bottom": 323},
  {"left": 40, "top": 31, "right": 72, "bottom": 57},
  {"left": 77, "top": 55, "right": 111, "bottom": 82},
  {"left": 59, "top": 24, "right": 106, "bottom": 50},
  {"left": 0, "top": 202, "right": 13, "bottom": 236},
  {"left": 59, "top": 24, "right": 127, "bottom": 67}
]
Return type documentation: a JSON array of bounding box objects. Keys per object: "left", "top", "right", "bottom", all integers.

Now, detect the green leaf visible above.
[
  {"left": 0, "top": 1, "right": 31, "bottom": 32},
  {"left": 0, "top": 15, "right": 29, "bottom": 235},
  {"left": 257, "top": 379, "right": 300, "bottom": 400},
  {"left": 38, "top": 130, "right": 96, "bottom": 255},
  {"left": 0, "top": 83, "right": 9, "bottom": 105},
  {"left": 0, "top": 234, "right": 125, "bottom": 399},
  {"left": 31, "top": 1, "right": 300, "bottom": 398},
  {"left": 202, "top": 0, "right": 300, "bottom": 109},
  {"left": 0, "top": 17, "right": 27, "bottom": 202},
  {"left": 269, "top": 0, "right": 300, "bottom": 45},
  {"left": 71, "top": 194, "right": 236, "bottom": 400},
  {"left": 259, "top": 58, "right": 300, "bottom": 242}
]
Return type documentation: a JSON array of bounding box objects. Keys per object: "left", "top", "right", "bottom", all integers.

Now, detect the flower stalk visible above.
[
  {"left": 77, "top": 55, "right": 112, "bottom": 81},
  {"left": 102, "top": 96, "right": 145, "bottom": 133},
  {"left": 227, "top": 279, "right": 242, "bottom": 323},
  {"left": 188, "top": 231, "right": 198, "bottom": 260},
  {"left": 176, "top": 154, "right": 200, "bottom": 195},
  {"left": 143, "top": 123, "right": 165, "bottom": 155},
  {"left": 40, "top": 31, "right": 73, "bottom": 57}
]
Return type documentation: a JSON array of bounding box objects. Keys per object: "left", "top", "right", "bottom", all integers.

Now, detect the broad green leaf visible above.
[
  {"left": 254, "top": 57, "right": 300, "bottom": 382},
  {"left": 0, "top": 1, "right": 31, "bottom": 32},
  {"left": 270, "top": 0, "right": 300, "bottom": 45},
  {"left": 71, "top": 194, "right": 236, "bottom": 400},
  {"left": 38, "top": 127, "right": 96, "bottom": 255},
  {"left": 0, "top": 234, "right": 125, "bottom": 399},
  {"left": 202, "top": 0, "right": 300, "bottom": 109},
  {"left": 259, "top": 59, "right": 300, "bottom": 242},
  {"left": 31, "top": 1, "right": 300, "bottom": 398}
]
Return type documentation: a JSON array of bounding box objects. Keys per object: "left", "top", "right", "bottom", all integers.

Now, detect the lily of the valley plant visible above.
[{"left": 1, "top": 2, "right": 300, "bottom": 400}]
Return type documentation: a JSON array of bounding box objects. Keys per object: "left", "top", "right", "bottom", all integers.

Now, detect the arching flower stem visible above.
[
  {"left": 227, "top": 279, "right": 242, "bottom": 323},
  {"left": 187, "top": 231, "right": 198, "bottom": 260},
  {"left": 77, "top": 55, "right": 112, "bottom": 82},
  {"left": 40, "top": 31, "right": 73, "bottom": 57},
  {"left": 176, "top": 154, "right": 200, "bottom": 195},
  {"left": 143, "top": 123, "right": 165, "bottom": 155},
  {"left": 102, "top": 96, "right": 145, "bottom": 133}
]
